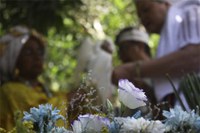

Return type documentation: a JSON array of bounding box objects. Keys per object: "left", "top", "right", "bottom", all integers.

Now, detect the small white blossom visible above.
[
  {"left": 111, "top": 117, "right": 165, "bottom": 133},
  {"left": 50, "top": 127, "right": 73, "bottom": 133},
  {"left": 72, "top": 114, "right": 110, "bottom": 133}
]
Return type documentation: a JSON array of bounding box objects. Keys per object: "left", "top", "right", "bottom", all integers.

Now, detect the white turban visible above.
[
  {"left": 117, "top": 28, "right": 149, "bottom": 45},
  {"left": 0, "top": 26, "right": 44, "bottom": 82}
]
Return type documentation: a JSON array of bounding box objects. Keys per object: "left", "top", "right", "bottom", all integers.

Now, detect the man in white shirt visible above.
[{"left": 112, "top": 0, "right": 200, "bottom": 109}]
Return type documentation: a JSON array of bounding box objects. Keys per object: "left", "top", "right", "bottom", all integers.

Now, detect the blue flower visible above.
[
  {"left": 23, "top": 104, "right": 65, "bottom": 133},
  {"left": 163, "top": 106, "right": 200, "bottom": 132}
]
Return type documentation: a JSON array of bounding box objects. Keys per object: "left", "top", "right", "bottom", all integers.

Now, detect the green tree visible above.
[
  {"left": 0, "top": 0, "right": 159, "bottom": 91},
  {"left": 0, "top": 0, "right": 83, "bottom": 34}
]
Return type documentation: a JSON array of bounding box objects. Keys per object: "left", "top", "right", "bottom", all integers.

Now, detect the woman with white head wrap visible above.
[
  {"left": 0, "top": 26, "right": 45, "bottom": 83},
  {"left": 0, "top": 26, "right": 67, "bottom": 130},
  {"left": 112, "top": 0, "right": 200, "bottom": 111}
]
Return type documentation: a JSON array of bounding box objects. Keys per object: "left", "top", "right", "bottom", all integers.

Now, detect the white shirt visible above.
[{"left": 154, "top": 0, "right": 200, "bottom": 104}]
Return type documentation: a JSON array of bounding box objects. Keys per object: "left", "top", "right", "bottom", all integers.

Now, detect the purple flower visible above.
[{"left": 118, "top": 79, "right": 147, "bottom": 109}]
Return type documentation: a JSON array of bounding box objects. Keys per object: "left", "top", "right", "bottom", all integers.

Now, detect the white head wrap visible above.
[
  {"left": 117, "top": 28, "right": 149, "bottom": 45},
  {"left": 0, "top": 26, "right": 39, "bottom": 81}
]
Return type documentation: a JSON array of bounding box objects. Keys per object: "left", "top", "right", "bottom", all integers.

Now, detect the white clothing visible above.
[
  {"left": 118, "top": 28, "right": 149, "bottom": 45},
  {"left": 154, "top": 0, "right": 200, "bottom": 104},
  {"left": 0, "top": 26, "right": 33, "bottom": 82},
  {"left": 75, "top": 37, "right": 116, "bottom": 104}
]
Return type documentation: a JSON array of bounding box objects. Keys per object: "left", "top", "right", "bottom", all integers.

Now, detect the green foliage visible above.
[
  {"left": 102, "top": 0, "right": 138, "bottom": 36},
  {"left": 149, "top": 34, "right": 160, "bottom": 57},
  {"left": 0, "top": 0, "right": 83, "bottom": 34},
  {"left": 0, "top": 0, "right": 159, "bottom": 91},
  {"left": 166, "top": 74, "right": 186, "bottom": 111},
  {"left": 179, "top": 73, "right": 200, "bottom": 111},
  {"left": 14, "top": 111, "right": 31, "bottom": 133},
  {"left": 43, "top": 28, "right": 79, "bottom": 91},
  {"left": 167, "top": 73, "right": 200, "bottom": 112}
]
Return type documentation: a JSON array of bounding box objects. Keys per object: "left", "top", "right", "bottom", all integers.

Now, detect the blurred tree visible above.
[
  {"left": 0, "top": 0, "right": 159, "bottom": 91},
  {"left": 0, "top": 0, "right": 83, "bottom": 34}
]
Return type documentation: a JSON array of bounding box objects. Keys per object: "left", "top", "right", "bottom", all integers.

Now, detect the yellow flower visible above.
[{"left": 23, "top": 121, "right": 34, "bottom": 130}]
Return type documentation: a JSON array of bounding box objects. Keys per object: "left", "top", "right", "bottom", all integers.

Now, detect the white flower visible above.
[
  {"left": 118, "top": 79, "right": 147, "bottom": 109},
  {"left": 111, "top": 117, "right": 165, "bottom": 133},
  {"left": 144, "top": 119, "right": 165, "bottom": 133},
  {"left": 72, "top": 114, "right": 110, "bottom": 133},
  {"left": 50, "top": 127, "right": 73, "bottom": 133},
  {"left": 111, "top": 117, "right": 136, "bottom": 132}
]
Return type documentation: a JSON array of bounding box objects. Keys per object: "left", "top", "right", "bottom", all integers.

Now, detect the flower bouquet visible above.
[{"left": 1, "top": 77, "right": 200, "bottom": 133}]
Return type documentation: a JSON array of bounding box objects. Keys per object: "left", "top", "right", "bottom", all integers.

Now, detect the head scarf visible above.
[
  {"left": 117, "top": 27, "right": 149, "bottom": 45},
  {"left": 0, "top": 26, "right": 45, "bottom": 82}
]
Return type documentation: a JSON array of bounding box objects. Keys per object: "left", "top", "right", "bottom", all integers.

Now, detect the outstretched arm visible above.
[{"left": 112, "top": 44, "right": 200, "bottom": 85}]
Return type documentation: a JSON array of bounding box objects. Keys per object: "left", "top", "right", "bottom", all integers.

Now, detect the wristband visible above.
[{"left": 134, "top": 61, "right": 142, "bottom": 78}]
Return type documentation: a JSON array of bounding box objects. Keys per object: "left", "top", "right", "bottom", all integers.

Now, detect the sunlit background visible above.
[{"left": 0, "top": 0, "right": 159, "bottom": 91}]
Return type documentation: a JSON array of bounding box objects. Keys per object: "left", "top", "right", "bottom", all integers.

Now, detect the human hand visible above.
[
  {"left": 101, "top": 40, "right": 113, "bottom": 54},
  {"left": 111, "top": 62, "right": 135, "bottom": 85}
]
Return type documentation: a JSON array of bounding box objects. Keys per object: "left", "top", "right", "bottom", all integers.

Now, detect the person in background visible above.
[
  {"left": 112, "top": 0, "right": 200, "bottom": 110},
  {"left": 74, "top": 37, "right": 116, "bottom": 105},
  {"left": 114, "top": 26, "right": 156, "bottom": 105},
  {"left": 0, "top": 26, "right": 67, "bottom": 130},
  {"left": 115, "top": 26, "right": 151, "bottom": 63},
  {"left": 66, "top": 37, "right": 117, "bottom": 123}
]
